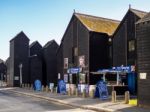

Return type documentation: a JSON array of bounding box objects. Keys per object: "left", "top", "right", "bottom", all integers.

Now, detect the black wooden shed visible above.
[
  {"left": 57, "top": 12, "right": 120, "bottom": 85},
  {"left": 136, "top": 12, "right": 150, "bottom": 108}
]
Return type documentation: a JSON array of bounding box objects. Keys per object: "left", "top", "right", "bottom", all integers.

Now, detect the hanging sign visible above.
[{"left": 68, "top": 67, "right": 81, "bottom": 74}]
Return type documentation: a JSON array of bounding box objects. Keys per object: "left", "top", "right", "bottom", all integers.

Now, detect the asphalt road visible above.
[{"left": 0, "top": 89, "right": 95, "bottom": 112}]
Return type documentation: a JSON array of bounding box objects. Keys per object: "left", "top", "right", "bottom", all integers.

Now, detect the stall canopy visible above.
[{"left": 91, "top": 66, "right": 135, "bottom": 85}]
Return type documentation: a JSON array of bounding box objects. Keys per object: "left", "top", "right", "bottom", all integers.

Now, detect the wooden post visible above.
[
  {"left": 55, "top": 87, "right": 57, "bottom": 93},
  {"left": 90, "top": 89, "right": 95, "bottom": 98},
  {"left": 68, "top": 87, "right": 71, "bottom": 96},
  {"left": 125, "top": 91, "right": 130, "bottom": 104},
  {"left": 22, "top": 84, "right": 24, "bottom": 88},
  {"left": 25, "top": 84, "right": 27, "bottom": 89},
  {"left": 30, "top": 84, "right": 33, "bottom": 90},
  {"left": 112, "top": 91, "right": 116, "bottom": 103},
  {"left": 42, "top": 85, "right": 44, "bottom": 91},
  {"left": 75, "top": 88, "right": 78, "bottom": 96},
  {"left": 46, "top": 85, "right": 49, "bottom": 92},
  {"left": 82, "top": 89, "right": 86, "bottom": 98},
  {"left": 28, "top": 84, "right": 30, "bottom": 89}
]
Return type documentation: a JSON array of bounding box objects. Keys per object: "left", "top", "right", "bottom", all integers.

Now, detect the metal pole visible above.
[
  {"left": 117, "top": 72, "right": 119, "bottom": 85},
  {"left": 19, "top": 64, "right": 23, "bottom": 87},
  {"left": 103, "top": 73, "right": 106, "bottom": 82}
]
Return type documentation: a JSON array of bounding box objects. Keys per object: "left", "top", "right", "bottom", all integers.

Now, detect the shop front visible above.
[{"left": 91, "top": 66, "right": 137, "bottom": 95}]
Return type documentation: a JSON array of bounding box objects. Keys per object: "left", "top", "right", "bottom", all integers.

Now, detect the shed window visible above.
[{"left": 128, "top": 40, "right": 135, "bottom": 52}]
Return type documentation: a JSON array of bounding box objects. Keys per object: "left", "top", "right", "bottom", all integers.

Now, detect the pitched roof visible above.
[
  {"left": 136, "top": 12, "right": 150, "bottom": 24},
  {"left": 43, "top": 39, "right": 57, "bottom": 48},
  {"left": 10, "top": 31, "right": 30, "bottom": 42},
  {"left": 130, "top": 8, "right": 147, "bottom": 18},
  {"left": 29, "top": 41, "right": 42, "bottom": 48},
  {"left": 113, "top": 8, "right": 148, "bottom": 37},
  {"left": 74, "top": 13, "right": 120, "bottom": 36},
  {"left": 0, "top": 59, "right": 3, "bottom": 63}
]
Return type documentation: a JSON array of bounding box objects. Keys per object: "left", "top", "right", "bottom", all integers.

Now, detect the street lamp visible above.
[{"left": 19, "top": 63, "right": 23, "bottom": 87}]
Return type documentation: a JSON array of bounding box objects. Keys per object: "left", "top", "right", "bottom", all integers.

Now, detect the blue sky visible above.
[{"left": 0, "top": 0, "right": 150, "bottom": 60}]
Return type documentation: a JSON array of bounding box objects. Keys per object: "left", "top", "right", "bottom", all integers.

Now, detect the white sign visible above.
[
  {"left": 140, "top": 73, "right": 147, "bottom": 79},
  {"left": 49, "top": 83, "right": 54, "bottom": 90},
  {"left": 14, "top": 76, "right": 19, "bottom": 80},
  {"left": 79, "top": 56, "right": 85, "bottom": 67},
  {"left": 64, "top": 58, "right": 68, "bottom": 69},
  {"left": 64, "top": 74, "right": 68, "bottom": 83},
  {"left": 58, "top": 73, "right": 60, "bottom": 79}
]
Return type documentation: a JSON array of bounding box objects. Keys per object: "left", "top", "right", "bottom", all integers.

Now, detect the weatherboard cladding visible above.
[
  {"left": 136, "top": 15, "right": 150, "bottom": 107},
  {"left": 29, "top": 41, "right": 42, "bottom": 58},
  {"left": 29, "top": 56, "right": 42, "bottom": 84},
  {"left": 29, "top": 41, "right": 43, "bottom": 84},
  {"left": 9, "top": 31, "right": 29, "bottom": 87},
  {"left": 113, "top": 8, "right": 147, "bottom": 67},
  {"left": 59, "top": 13, "right": 118, "bottom": 84},
  {"left": 42, "top": 40, "right": 59, "bottom": 85}
]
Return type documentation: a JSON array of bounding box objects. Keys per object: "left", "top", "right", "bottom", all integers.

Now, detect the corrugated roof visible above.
[
  {"left": 136, "top": 12, "right": 150, "bottom": 24},
  {"left": 130, "top": 8, "right": 147, "bottom": 18},
  {"left": 75, "top": 13, "right": 120, "bottom": 36}
]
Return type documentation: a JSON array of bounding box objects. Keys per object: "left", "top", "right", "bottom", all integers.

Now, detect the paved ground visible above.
[
  {"left": 9, "top": 87, "right": 150, "bottom": 112},
  {"left": 0, "top": 89, "right": 95, "bottom": 112}
]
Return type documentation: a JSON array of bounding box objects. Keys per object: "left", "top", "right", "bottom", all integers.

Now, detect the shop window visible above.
[{"left": 128, "top": 40, "right": 135, "bottom": 52}]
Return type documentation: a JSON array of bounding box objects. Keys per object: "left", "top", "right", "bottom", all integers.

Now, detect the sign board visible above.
[
  {"left": 58, "top": 73, "right": 60, "bottom": 79},
  {"left": 49, "top": 83, "right": 54, "bottom": 90},
  {"left": 68, "top": 67, "right": 81, "bottom": 74},
  {"left": 64, "top": 58, "right": 68, "bottom": 69},
  {"left": 57, "top": 80, "right": 66, "bottom": 94},
  {"left": 79, "top": 55, "right": 85, "bottom": 67},
  {"left": 112, "top": 66, "right": 135, "bottom": 72},
  {"left": 95, "top": 81, "right": 109, "bottom": 100},
  {"left": 14, "top": 76, "right": 19, "bottom": 80},
  {"left": 140, "top": 73, "right": 147, "bottom": 79},
  {"left": 64, "top": 74, "right": 68, "bottom": 83},
  {"left": 34, "top": 80, "right": 42, "bottom": 91}
]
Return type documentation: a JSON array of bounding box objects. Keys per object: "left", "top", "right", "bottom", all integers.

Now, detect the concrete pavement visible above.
[
  {"left": 6, "top": 87, "right": 150, "bottom": 112},
  {"left": 0, "top": 89, "right": 95, "bottom": 112}
]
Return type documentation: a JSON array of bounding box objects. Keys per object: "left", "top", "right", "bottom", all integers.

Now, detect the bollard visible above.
[
  {"left": 112, "top": 91, "right": 116, "bottom": 103},
  {"left": 68, "top": 87, "right": 71, "bottom": 96},
  {"left": 90, "top": 89, "right": 95, "bottom": 98},
  {"left": 73, "top": 88, "right": 76, "bottom": 95},
  {"left": 42, "top": 85, "right": 44, "bottom": 91},
  {"left": 75, "top": 88, "right": 78, "bottom": 97},
  {"left": 82, "top": 89, "right": 86, "bottom": 98},
  {"left": 46, "top": 85, "right": 49, "bottom": 92},
  {"left": 125, "top": 91, "right": 130, "bottom": 104},
  {"left": 27, "top": 84, "right": 30, "bottom": 89},
  {"left": 30, "top": 84, "right": 33, "bottom": 90},
  {"left": 25, "top": 84, "right": 27, "bottom": 89},
  {"left": 55, "top": 87, "right": 57, "bottom": 93},
  {"left": 22, "top": 84, "right": 24, "bottom": 88},
  {"left": 51, "top": 88, "right": 54, "bottom": 93}
]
